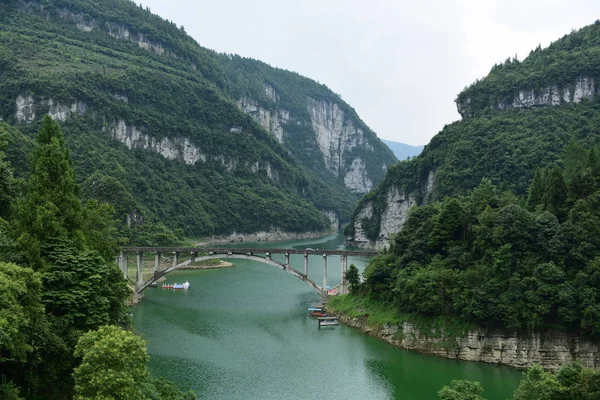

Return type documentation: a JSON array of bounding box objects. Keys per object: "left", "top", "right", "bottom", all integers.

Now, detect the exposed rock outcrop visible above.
[
  {"left": 339, "top": 315, "right": 600, "bottom": 371},
  {"left": 237, "top": 96, "right": 289, "bottom": 144},
  {"left": 323, "top": 210, "right": 340, "bottom": 231},
  {"left": 347, "top": 170, "right": 435, "bottom": 249},
  {"left": 457, "top": 76, "right": 598, "bottom": 118},
  {"left": 307, "top": 97, "right": 374, "bottom": 193},
  {"left": 15, "top": 95, "right": 87, "bottom": 123},
  {"left": 237, "top": 84, "right": 388, "bottom": 195}
]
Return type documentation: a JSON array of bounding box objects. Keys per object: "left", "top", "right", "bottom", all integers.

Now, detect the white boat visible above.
[{"left": 166, "top": 281, "right": 190, "bottom": 290}]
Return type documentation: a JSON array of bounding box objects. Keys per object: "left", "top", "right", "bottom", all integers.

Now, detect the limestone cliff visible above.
[
  {"left": 339, "top": 315, "right": 600, "bottom": 371},
  {"left": 457, "top": 75, "right": 598, "bottom": 119},
  {"left": 347, "top": 169, "right": 434, "bottom": 248},
  {"left": 220, "top": 56, "right": 397, "bottom": 197}
]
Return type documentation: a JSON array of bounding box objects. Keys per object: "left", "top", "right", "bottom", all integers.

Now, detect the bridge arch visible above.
[{"left": 137, "top": 253, "right": 322, "bottom": 294}]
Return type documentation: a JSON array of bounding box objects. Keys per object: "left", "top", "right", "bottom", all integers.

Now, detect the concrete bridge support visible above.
[
  {"left": 323, "top": 254, "right": 327, "bottom": 295},
  {"left": 154, "top": 252, "right": 161, "bottom": 277},
  {"left": 173, "top": 251, "right": 180, "bottom": 268},
  {"left": 119, "top": 251, "right": 128, "bottom": 279},
  {"left": 136, "top": 251, "right": 144, "bottom": 288},
  {"left": 304, "top": 254, "right": 308, "bottom": 278},
  {"left": 340, "top": 254, "right": 348, "bottom": 295}
]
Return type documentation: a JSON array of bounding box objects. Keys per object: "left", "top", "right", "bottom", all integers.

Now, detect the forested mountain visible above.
[
  {"left": 217, "top": 55, "right": 397, "bottom": 195},
  {"left": 346, "top": 20, "right": 600, "bottom": 248},
  {"left": 0, "top": 0, "right": 395, "bottom": 241}
]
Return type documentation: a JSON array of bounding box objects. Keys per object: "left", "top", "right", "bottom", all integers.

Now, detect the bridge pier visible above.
[
  {"left": 304, "top": 254, "right": 308, "bottom": 280},
  {"left": 190, "top": 251, "right": 197, "bottom": 263},
  {"left": 136, "top": 251, "right": 144, "bottom": 289},
  {"left": 322, "top": 254, "right": 327, "bottom": 295},
  {"left": 173, "top": 251, "right": 180, "bottom": 268},
  {"left": 119, "top": 251, "right": 128, "bottom": 279},
  {"left": 154, "top": 252, "right": 161, "bottom": 277},
  {"left": 340, "top": 254, "right": 348, "bottom": 295}
]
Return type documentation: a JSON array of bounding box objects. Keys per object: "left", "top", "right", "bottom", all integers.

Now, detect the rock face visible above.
[
  {"left": 237, "top": 96, "right": 289, "bottom": 144},
  {"left": 236, "top": 83, "right": 394, "bottom": 195},
  {"left": 15, "top": 95, "right": 87, "bottom": 123},
  {"left": 107, "top": 119, "right": 206, "bottom": 165},
  {"left": 323, "top": 210, "right": 340, "bottom": 231},
  {"left": 377, "top": 187, "right": 418, "bottom": 247},
  {"left": 347, "top": 170, "right": 434, "bottom": 248},
  {"left": 339, "top": 316, "right": 600, "bottom": 371},
  {"left": 457, "top": 76, "right": 597, "bottom": 118}
]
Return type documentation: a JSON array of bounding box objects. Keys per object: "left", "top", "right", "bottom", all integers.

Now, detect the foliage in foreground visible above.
[
  {"left": 0, "top": 117, "right": 191, "bottom": 398},
  {"left": 439, "top": 363, "right": 600, "bottom": 400},
  {"left": 74, "top": 325, "right": 195, "bottom": 400}
]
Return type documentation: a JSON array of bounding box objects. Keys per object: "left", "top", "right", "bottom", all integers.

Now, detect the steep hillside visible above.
[
  {"left": 217, "top": 55, "right": 397, "bottom": 195},
  {"left": 381, "top": 139, "right": 423, "bottom": 160},
  {"left": 346, "top": 21, "right": 600, "bottom": 248},
  {"left": 0, "top": 0, "right": 394, "bottom": 239}
]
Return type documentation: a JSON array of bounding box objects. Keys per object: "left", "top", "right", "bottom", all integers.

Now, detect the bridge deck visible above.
[{"left": 121, "top": 247, "right": 379, "bottom": 257}]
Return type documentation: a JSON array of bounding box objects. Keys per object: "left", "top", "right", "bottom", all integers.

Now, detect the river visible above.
[{"left": 132, "top": 233, "right": 523, "bottom": 399}]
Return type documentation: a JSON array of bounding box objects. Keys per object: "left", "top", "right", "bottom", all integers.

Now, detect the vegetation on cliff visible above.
[
  {"left": 358, "top": 142, "right": 600, "bottom": 336},
  {"left": 457, "top": 20, "right": 600, "bottom": 118}
]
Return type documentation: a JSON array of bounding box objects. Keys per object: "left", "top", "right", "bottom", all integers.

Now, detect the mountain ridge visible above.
[{"left": 0, "top": 0, "right": 395, "bottom": 241}]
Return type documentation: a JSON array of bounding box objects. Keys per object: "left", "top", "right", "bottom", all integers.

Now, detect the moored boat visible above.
[
  {"left": 162, "top": 281, "right": 190, "bottom": 290},
  {"left": 308, "top": 303, "right": 327, "bottom": 317}
]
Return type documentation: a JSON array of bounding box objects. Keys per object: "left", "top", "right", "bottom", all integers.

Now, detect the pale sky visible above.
[{"left": 140, "top": 0, "right": 600, "bottom": 146}]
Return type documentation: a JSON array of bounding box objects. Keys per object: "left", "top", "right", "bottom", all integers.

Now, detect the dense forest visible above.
[
  {"left": 0, "top": 0, "right": 395, "bottom": 243},
  {"left": 0, "top": 117, "right": 193, "bottom": 399},
  {"left": 361, "top": 141, "right": 600, "bottom": 335}
]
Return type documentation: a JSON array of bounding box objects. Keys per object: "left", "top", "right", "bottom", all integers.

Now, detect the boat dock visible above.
[{"left": 318, "top": 316, "right": 339, "bottom": 328}]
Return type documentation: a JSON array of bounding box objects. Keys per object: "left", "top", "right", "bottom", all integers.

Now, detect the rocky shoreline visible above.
[
  {"left": 195, "top": 229, "right": 335, "bottom": 245},
  {"left": 330, "top": 313, "right": 600, "bottom": 371}
]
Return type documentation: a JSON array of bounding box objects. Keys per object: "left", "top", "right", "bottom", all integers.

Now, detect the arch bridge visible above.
[{"left": 118, "top": 247, "right": 378, "bottom": 297}]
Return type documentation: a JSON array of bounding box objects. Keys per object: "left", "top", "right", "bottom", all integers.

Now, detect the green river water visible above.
[{"left": 132, "top": 233, "right": 523, "bottom": 399}]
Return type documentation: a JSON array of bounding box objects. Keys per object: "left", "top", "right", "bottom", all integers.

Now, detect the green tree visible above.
[
  {"left": 438, "top": 380, "right": 486, "bottom": 400},
  {"left": 528, "top": 168, "right": 547, "bottom": 209},
  {"left": 42, "top": 243, "right": 129, "bottom": 334},
  {"left": 73, "top": 325, "right": 149, "bottom": 400},
  {"left": 15, "top": 116, "right": 86, "bottom": 269},
  {"left": 73, "top": 326, "right": 195, "bottom": 400},
  {"left": 513, "top": 364, "right": 566, "bottom": 400},
  {"left": 0, "top": 125, "right": 16, "bottom": 220},
  {"left": 345, "top": 264, "right": 361, "bottom": 294}
]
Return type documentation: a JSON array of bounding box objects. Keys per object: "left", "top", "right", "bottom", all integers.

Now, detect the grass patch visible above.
[{"left": 327, "top": 294, "right": 475, "bottom": 351}]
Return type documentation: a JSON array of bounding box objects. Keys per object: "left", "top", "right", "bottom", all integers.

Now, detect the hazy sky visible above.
[{"left": 140, "top": 0, "right": 600, "bottom": 145}]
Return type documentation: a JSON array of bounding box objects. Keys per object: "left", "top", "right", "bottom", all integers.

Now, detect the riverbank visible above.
[
  {"left": 193, "top": 229, "right": 335, "bottom": 246},
  {"left": 326, "top": 294, "right": 600, "bottom": 371}
]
